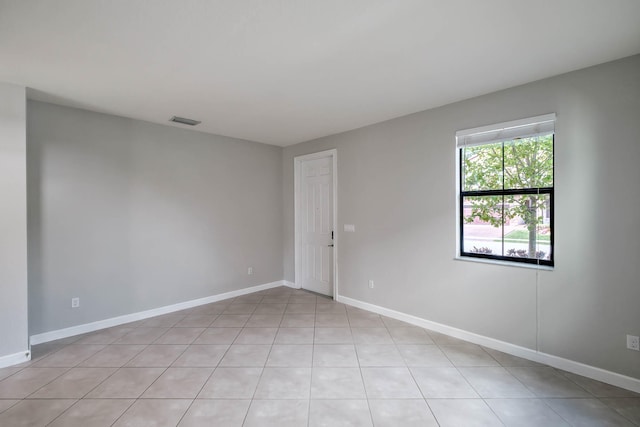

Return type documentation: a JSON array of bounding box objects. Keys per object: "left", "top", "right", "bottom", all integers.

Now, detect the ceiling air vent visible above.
[{"left": 169, "top": 116, "right": 201, "bottom": 126}]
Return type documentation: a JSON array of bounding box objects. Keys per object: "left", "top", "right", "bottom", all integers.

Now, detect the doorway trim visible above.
[{"left": 294, "top": 149, "right": 338, "bottom": 299}]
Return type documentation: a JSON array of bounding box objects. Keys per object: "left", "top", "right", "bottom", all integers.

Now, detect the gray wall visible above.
[
  {"left": 0, "top": 83, "right": 29, "bottom": 360},
  {"left": 283, "top": 55, "right": 640, "bottom": 379},
  {"left": 28, "top": 101, "right": 283, "bottom": 335}
]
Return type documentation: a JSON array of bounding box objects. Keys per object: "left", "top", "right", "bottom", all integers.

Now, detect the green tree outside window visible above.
[{"left": 462, "top": 134, "right": 553, "bottom": 262}]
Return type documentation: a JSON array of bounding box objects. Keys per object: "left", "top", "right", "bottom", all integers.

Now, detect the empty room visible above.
[{"left": 1, "top": 1, "right": 639, "bottom": 425}]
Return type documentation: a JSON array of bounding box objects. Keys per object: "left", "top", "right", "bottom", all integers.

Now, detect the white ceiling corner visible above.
[{"left": 1, "top": 0, "right": 639, "bottom": 146}]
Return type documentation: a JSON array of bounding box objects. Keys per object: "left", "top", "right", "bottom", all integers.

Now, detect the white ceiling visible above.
[{"left": 1, "top": 0, "right": 639, "bottom": 146}]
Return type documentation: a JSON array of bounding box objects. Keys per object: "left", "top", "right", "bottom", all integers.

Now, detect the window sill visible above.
[{"left": 454, "top": 255, "right": 554, "bottom": 271}]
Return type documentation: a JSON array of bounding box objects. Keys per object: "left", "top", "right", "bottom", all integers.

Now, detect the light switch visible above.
[{"left": 344, "top": 224, "right": 355, "bottom": 232}]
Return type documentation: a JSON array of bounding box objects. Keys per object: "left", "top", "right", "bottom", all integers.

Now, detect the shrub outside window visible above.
[{"left": 456, "top": 114, "right": 555, "bottom": 267}]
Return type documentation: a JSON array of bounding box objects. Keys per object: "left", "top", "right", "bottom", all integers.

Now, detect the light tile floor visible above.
[{"left": 0, "top": 286, "right": 638, "bottom": 426}]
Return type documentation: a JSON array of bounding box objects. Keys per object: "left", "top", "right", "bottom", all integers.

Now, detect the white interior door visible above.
[{"left": 299, "top": 155, "right": 334, "bottom": 296}]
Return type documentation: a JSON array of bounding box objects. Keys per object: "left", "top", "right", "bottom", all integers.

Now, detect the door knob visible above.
[{"left": 328, "top": 244, "right": 334, "bottom": 247}]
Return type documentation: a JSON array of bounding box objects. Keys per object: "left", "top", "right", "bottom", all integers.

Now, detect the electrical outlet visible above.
[
  {"left": 248, "top": 267, "right": 253, "bottom": 275},
  {"left": 71, "top": 297, "right": 80, "bottom": 308},
  {"left": 627, "top": 335, "right": 640, "bottom": 351},
  {"left": 368, "top": 280, "right": 374, "bottom": 289}
]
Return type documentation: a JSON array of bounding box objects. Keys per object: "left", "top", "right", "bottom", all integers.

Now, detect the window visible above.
[{"left": 456, "top": 114, "right": 555, "bottom": 267}]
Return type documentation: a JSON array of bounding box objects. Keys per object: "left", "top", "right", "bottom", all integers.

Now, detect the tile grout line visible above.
[
  {"left": 306, "top": 300, "right": 317, "bottom": 427},
  {"left": 597, "top": 397, "right": 640, "bottom": 427},
  {"left": 194, "top": 293, "right": 263, "bottom": 426},
  {"left": 40, "top": 339, "right": 142, "bottom": 426},
  {"left": 119, "top": 336, "right": 192, "bottom": 420},
  {"left": 538, "top": 397, "right": 587, "bottom": 426},
  {"left": 6, "top": 286, "right": 637, "bottom": 426},
  {"left": 436, "top": 333, "right": 531, "bottom": 426},
  {"left": 110, "top": 294, "right": 244, "bottom": 425},
  {"left": 157, "top": 311, "right": 230, "bottom": 426},
  {"left": 431, "top": 334, "right": 594, "bottom": 426},
  {"left": 456, "top": 365, "right": 537, "bottom": 426},
  {"left": 242, "top": 293, "right": 278, "bottom": 426},
  {"left": 173, "top": 359, "right": 218, "bottom": 426},
  {"left": 105, "top": 307, "right": 221, "bottom": 426},
  {"left": 347, "top": 309, "right": 377, "bottom": 427},
  {"left": 383, "top": 317, "right": 443, "bottom": 425}
]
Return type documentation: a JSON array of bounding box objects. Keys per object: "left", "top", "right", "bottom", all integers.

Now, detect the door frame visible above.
[{"left": 294, "top": 149, "right": 338, "bottom": 299}]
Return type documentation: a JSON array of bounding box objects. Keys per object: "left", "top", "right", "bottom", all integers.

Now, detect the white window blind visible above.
[{"left": 456, "top": 113, "right": 556, "bottom": 148}]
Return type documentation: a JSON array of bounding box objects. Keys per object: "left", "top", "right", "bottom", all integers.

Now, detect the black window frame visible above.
[{"left": 458, "top": 136, "right": 555, "bottom": 267}]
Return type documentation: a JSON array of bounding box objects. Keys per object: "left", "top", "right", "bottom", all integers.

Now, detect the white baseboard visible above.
[
  {"left": 283, "top": 281, "right": 299, "bottom": 289},
  {"left": 337, "top": 295, "right": 640, "bottom": 394},
  {"left": 0, "top": 350, "right": 31, "bottom": 369},
  {"left": 30, "top": 280, "right": 286, "bottom": 346}
]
